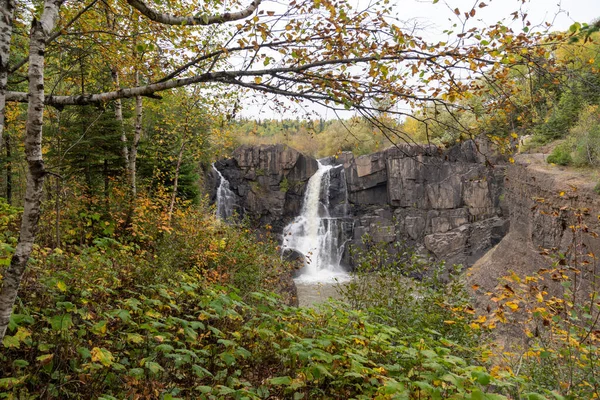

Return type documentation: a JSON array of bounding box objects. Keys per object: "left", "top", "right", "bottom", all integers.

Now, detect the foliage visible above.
[
  {"left": 1, "top": 234, "right": 522, "bottom": 399},
  {"left": 229, "top": 116, "right": 397, "bottom": 158},
  {"left": 570, "top": 105, "right": 600, "bottom": 167},
  {"left": 338, "top": 235, "right": 480, "bottom": 357},
  {"left": 546, "top": 142, "right": 573, "bottom": 166}
]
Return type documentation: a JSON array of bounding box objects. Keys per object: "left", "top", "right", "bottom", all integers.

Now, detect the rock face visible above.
[
  {"left": 214, "top": 144, "right": 318, "bottom": 232},
  {"left": 343, "top": 140, "right": 507, "bottom": 266},
  {"left": 468, "top": 154, "right": 600, "bottom": 297},
  {"left": 214, "top": 139, "right": 508, "bottom": 267}
]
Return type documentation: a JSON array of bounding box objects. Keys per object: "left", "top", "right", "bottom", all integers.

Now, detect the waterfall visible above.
[
  {"left": 212, "top": 163, "right": 236, "bottom": 220},
  {"left": 282, "top": 161, "right": 350, "bottom": 283}
]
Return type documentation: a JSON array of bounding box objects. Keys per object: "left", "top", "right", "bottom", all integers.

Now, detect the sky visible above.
[{"left": 240, "top": 0, "right": 600, "bottom": 119}]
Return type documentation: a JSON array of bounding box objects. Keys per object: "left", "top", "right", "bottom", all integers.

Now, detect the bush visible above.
[
  {"left": 546, "top": 142, "right": 573, "bottom": 165},
  {"left": 337, "top": 236, "right": 479, "bottom": 354},
  {"left": 570, "top": 105, "right": 600, "bottom": 167},
  {"left": 1, "top": 241, "right": 522, "bottom": 399},
  {"left": 483, "top": 210, "right": 600, "bottom": 399}
]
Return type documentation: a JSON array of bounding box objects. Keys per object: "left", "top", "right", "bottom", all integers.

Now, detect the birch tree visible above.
[{"left": 0, "top": 0, "right": 563, "bottom": 339}]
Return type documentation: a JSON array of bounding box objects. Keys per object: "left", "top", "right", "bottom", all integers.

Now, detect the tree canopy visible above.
[{"left": 0, "top": 0, "right": 593, "bottom": 340}]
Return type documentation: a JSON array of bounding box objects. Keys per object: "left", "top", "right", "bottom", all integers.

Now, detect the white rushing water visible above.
[
  {"left": 282, "top": 161, "right": 350, "bottom": 283},
  {"left": 212, "top": 163, "right": 236, "bottom": 220}
]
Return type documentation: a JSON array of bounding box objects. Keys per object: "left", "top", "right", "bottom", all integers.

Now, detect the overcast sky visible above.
[{"left": 241, "top": 0, "right": 600, "bottom": 119}]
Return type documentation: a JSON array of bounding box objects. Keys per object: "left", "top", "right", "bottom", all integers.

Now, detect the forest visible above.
[{"left": 1, "top": 0, "right": 600, "bottom": 398}]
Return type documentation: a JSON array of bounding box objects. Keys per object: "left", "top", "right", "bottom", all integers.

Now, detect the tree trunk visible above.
[
  {"left": 112, "top": 69, "right": 129, "bottom": 167},
  {"left": 168, "top": 141, "right": 186, "bottom": 225},
  {"left": 5, "top": 132, "right": 11, "bottom": 204},
  {"left": 0, "top": 0, "right": 63, "bottom": 342},
  {"left": 129, "top": 71, "right": 142, "bottom": 198},
  {"left": 0, "top": 0, "right": 15, "bottom": 153},
  {"left": 103, "top": 2, "right": 128, "bottom": 168}
]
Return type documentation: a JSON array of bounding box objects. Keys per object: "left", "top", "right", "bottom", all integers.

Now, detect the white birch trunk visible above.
[
  {"left": 129, "top": 71, "right": 142, "bottom": 198},
  {"left": 0, "top": 0, "right": 63, "bottom": 341},
  {"left": 111, "top": 68, "right": 129, "bottom": 166},
  {"left": 0, "top": 0, "right": 16, "bottom": 152},
  {"left": 168, "top": 141, "right": 187, "bottom": 225}
]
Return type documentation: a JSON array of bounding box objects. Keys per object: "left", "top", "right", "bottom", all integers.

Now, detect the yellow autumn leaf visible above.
[
  {"left": 559, "top": 191, "right": 565, "bottom": 197},
  {"left": 91, "top": 347, "right": 114, "bottom": 367},
  {"left": 56, "top": 280, "right": 67, "bottom": 292},
  {"left": 254, "top": 76, "right": 262, "bottom": 84},
  {"left": 443, "top": 320, "right": 456, "bottom": 325},
  {"left": 506, "top": 301, "right": 519, "bottom": 311},
  {"left": 536, "top": 292, "right": 544, "bottom": 303}
]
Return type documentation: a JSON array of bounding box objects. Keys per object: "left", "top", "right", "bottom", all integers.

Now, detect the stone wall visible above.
[
  {"left": 340, "top": 140, "right": 507, "bottom": 266},
  {"left": 214, "top": 140, "right": 508, "bottom": 267}
]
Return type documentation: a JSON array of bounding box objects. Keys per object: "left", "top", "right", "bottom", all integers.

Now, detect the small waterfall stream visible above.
[
  {"left": 282, "top": 161, "right": 350, "bottom": 283},
  {"left": 212, "top": 164, "right": 236, "bottom": 220}
]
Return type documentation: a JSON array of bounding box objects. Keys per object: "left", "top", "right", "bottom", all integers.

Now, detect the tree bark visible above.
[
  {"left": 128, "top": 71, "right": 142, "bottom": 198},
  {"left": 126, "top": 0, "right": 261, "bottom": 26},
  {"left": 5, "top": 132, "right": 11, "bottom": 204},
  {"left": 0, "top": 0, "right": 63, "bottom": 342},
  {"left": 0, "top": 0, "right": 16, "bottom": 153},
  {"left": 112, "top": 69, "right": 129, "bottom": 167},
  {"left": 168, "top": 140, "right": 186, "bottom": 225}
]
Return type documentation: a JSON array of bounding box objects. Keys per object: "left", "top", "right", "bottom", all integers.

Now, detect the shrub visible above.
[
  {"left": 483, "top": 209, "right": 600, "bottom": 399},
  {"left": 546, "top": 142, "right": 573, "bottom": 165},
  {"left": 1, "top": 242, "right": 522, "bottom": 399},
  {"left": 337, "top": 236, "right": 479, "bottom": 354},
  {"left": 570, "top": 104, "right": 600, "bottom": 167}
]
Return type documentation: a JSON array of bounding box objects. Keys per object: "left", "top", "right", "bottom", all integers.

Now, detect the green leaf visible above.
[
  {"left": 220, "top": 352, "right": 236, "bottom": 366},
  {"left": 12, "top": 359, "right": 29, "bottom": 368},
  {"left": 526, "top": 394, "right": 548, "bottom": 400},
  {"left": 2, "top": 335, "right": 20, "bottom": 348},
  {"left": 92, "top": 320, "right": 108, "bottom": 336},
  {"left": 128, "top": 368, "right": 145, "bottom": 379},
  {"left": 49, "top": 314, "right": 73, "bottom": 332},
  {"left": 269, "top": 376, "right": 292, "bottom": 386},
  {"left": 472, "top": 370, "right": 491, "bottom": 386},
  {"left": 145, "top": 361, "right": 164, "bottom": 375},
  {"left": 192, "top": 364, "right": 213, "bottom": 378},
  {"left": 77, "top": 347, "right": 92, "bottom": 359},
  {"left": 126, "top": 333, "right": 144, "bottom": 344}
]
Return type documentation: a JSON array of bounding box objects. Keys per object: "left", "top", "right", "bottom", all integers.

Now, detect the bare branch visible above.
[{"left": 126, "top": 0, "right": 261, "bottom": 26}]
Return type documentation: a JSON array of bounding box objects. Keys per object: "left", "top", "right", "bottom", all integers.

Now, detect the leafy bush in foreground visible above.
[{"left": 0, "top": 233, "right": 524, "bottom": 399}]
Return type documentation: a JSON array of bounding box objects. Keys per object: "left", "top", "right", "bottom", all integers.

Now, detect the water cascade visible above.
[
  {"left": 213, "top": 164, "right": 236, "bottom": 220},
  {"left": 282, "top": 161, "right": 350, "bottom": 283}
]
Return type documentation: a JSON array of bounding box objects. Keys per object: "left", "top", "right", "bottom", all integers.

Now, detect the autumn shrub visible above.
[
  {"left": 1, "top": 239, "right": 525, "bottom": 399},
  {"left": 338, "top": 236, "right": 479, "bottom": 356}
]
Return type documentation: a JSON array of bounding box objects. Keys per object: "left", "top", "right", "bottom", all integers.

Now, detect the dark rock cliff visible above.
[
  {"left": 213, "top": 139, "right": 509, "bottom": 267},
  {"left": 468, "top": 153, "right": 600, "bottom": 296},
  {"left": 341, "top": 140, "right": 507, "bottom": 266},
  {"left": 214, "top": 144, "right": 318, "bottom": 232}
]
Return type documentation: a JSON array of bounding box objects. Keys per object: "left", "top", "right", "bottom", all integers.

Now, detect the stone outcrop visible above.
[
  {"left": 342, "top": 140, "right": 507, "bottom": 266},
  {"left": 213, "top": 144, "right": 318, "bottom": 232},
  {"left": 468, "top": 153, "right": 600, "bottom": 297},
  {"left": 214, "top": 139, "right": 508, "bottom": 267}
]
